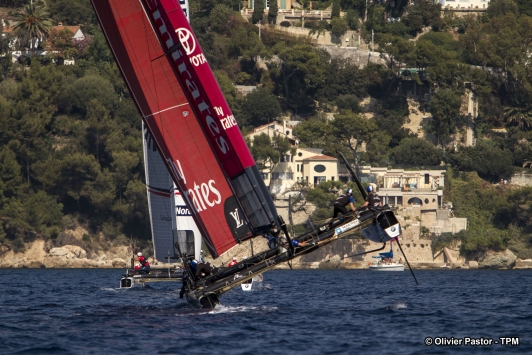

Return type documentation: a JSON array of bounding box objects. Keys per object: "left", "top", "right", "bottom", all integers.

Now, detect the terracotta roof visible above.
[
  {"left": 53, "top": 25, "right": 80, "bottom": 35},
  {"left": 303, "top": 154, "right": 337, "bottom": 161}
]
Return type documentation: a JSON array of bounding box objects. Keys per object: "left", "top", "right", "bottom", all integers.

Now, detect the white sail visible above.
[
  {"left": 143, "top": 123, "right": 202, "bottom": 262},
  {"left": 171, "top": 188, "right": 202, "bottom": 260}
]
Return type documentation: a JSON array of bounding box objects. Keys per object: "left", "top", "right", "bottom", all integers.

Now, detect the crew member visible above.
[
  {"left": 228, "top": 257, "right": 238, "bottom": 267},
  {"left": 328, "top": 189, "right": 356, "bottom": 228},
  {"left": 292, "top": 239, "right": 310, "bottom": 248},
  {"left": 136, "top": 252, "right": 150, "bottom": 273},
  {"left": 362, "top": 185, "right": 382, "bottom": 209}
]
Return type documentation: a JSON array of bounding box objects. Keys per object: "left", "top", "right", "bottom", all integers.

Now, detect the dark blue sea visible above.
[{"left": 0, "top": 269, "right": 530, "bottom": 355}]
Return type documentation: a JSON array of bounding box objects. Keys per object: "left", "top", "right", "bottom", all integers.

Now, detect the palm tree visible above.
[
  {"left": 12, "top": 3, "right": 53, "bottom": 53},
  {"left": 504, "top": 105, "right": 532, "bottom": 130}
]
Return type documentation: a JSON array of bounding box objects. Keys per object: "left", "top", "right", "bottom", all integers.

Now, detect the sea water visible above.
[{"left": 0, "top": 268, "right": 530, "bottom": 354}]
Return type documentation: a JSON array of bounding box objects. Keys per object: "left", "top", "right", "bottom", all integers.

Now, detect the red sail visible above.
[
  {"left": 140, "top": 0, "right": 280, "bottom": 234},
  {"left": 91, "top": 0, "right": 248, "bottom": 257}
]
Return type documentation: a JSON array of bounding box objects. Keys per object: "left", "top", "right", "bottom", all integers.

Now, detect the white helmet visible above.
[{"left": 137, "top": 252, "right": 142, "bottom": 257}]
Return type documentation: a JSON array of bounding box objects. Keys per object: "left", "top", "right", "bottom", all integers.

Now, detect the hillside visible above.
[{"left": 1, "top": 0, "right": 532, "bottom": 266}]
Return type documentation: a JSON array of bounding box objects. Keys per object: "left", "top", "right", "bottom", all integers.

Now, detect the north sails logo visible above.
[
  {"left": 176, "top": 205, "right": 192, "bottom": 216},
  {"left": 229, "top": 208, "right": 244, "bottom": 228},
  {"left": 176, "top": 28, "right": 195, "bottom": 55}
]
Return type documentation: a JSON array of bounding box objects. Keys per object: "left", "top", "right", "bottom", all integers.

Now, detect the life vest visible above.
[
  {"left": 334, "top": 194, "right": 351, "bottom": 206},
  {"left": 139, "top": 256, "right": 147, "bottom": 266},
  {"left": 367, "top": 193, "right": 381, "bottom": 208}
]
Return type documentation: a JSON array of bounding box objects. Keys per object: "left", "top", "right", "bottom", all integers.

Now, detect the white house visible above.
[
  {"left": 435, "top": 0, "right": 491, "bottom": 10},
  {"left": 3, "top": 21, "right": 85, "bottom": 64}
]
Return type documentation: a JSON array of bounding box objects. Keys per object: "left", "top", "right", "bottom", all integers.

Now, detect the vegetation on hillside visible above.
[{"left": 0, "top": 0, "right": 531, "bottom": 258}]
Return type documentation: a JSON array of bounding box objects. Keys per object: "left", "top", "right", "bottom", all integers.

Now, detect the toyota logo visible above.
[{"left": 176, "top": 28, "right": 196, "bottom": 55}]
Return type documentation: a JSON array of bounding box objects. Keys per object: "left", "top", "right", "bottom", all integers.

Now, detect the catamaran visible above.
[{"left": 92, "top": 0, "right": 404, "bottom": 308}]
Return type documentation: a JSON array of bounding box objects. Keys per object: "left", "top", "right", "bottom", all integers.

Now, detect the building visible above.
[
  {"left": 360, "top": 166, "right": 467, "bottom": 235},
  {"left": 249, "top": 0, "right": 293, "bottom": 10},
  {"left": 435, "top": 0, "right": 490, "bottom": 10},
  {"left": 268, "top": 148, "right": 340, "bottom": 195},
  {"left": 4, "top": 21, "right": 85, "bottom": 64},
  {"left": 52, "top": 23, "right": 85, "bottom": 41},
  {"left": 246, "top": 120, "right": 298, "bottom": 146}
]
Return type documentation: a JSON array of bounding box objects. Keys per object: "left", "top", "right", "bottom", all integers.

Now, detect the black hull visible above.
[{"left": 184, "top": 207, "right": 399, "bottom": 308}]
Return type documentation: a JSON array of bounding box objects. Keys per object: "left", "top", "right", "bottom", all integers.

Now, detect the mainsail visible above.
[{"left": 91, "top": 0, "right": 280, "bottom": 258}]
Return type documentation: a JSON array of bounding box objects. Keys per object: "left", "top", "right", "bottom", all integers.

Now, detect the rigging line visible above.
[
  {"left": 395, "top": 238, "right": 419, "bottom": 285},
  {"left": 341, "top": 242, "right": 386, "bottom": 260}
]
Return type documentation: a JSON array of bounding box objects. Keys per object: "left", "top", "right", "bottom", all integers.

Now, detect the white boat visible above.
[
  {"left": 241, "top": 274, "right": 264, "bottom": 291},
  {"left": 369, "top": 242, "right": 404, "bottom": 271},
  {"left": 369, "top": 261, "right": 405, "bottom": 271}
]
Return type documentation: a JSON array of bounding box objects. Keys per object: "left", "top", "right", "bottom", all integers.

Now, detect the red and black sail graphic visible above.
[{"left": 91, "top": 0, "right": 257, "bottom": 257}]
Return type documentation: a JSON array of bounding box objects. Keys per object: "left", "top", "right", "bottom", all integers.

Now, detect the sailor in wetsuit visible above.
[
  {"left": 328, "top": 189, "right": 356, "bottom": 228},
  {"left": 362, "top": 186, "right": 382, "bottom": 209},
  {"left": 134, "top": 252, "right": 150, "bottom": 273},
  {"left": 195, "top": 261, "right": 217, "bottom": 278}
]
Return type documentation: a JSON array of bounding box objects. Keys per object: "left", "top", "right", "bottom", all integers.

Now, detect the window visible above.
[
  {"left": 297, "top": 164, "right": 300, "bottom": 172},
  {"left": 314, "top": 164, "right": 326, "bottom": 173},
  {"left": 331, "top": 177, "right": 334, "bottom": 181},
  {"left": 425, "top": 174, "right": 429, "bottom": 184},
  {"left": 298, "top": 152, "right": 303, "bottom": 157}
]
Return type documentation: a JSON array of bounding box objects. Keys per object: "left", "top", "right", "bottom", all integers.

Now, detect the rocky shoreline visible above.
[{"left": 1, "top": 239, "right": 530, "bottom": 270}]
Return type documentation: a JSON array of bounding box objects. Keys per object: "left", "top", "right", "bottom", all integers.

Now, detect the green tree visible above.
[
  {"left": 332, "top": 0, "right": 341, "bottom": 18},
  {"left": 268, "top": 0, "right": 278, "bottom": 24},
  {"left": 330, "top": 17, "right": 348, "bottom": 36},
  {"left": 427, "top": 89, "right": 462, "bottom": 146},
  {"left": 449, "top": 140, "right": 514, "bottom": 182},
  {"left": 252, "top": 0, "right": 264, "bottom": 24},
  {"left": 242, "top": 89, "right": 282, "bottom": 127},
  {"left": 504, "top": 105, "right": 532, "bottom": 129},
  {"left": 344, "top": 9, "right": 359, "bottom": 30},
  {"left": 391, "top": 138, "right": 443, "bottom": 166},
  {"left": 249, "top": 133, "right": 290, "bottom": 186},
  {"left": 486, "top": 0, "right": 519, "bottom": 19},
  {"left": 47, "top": 0, "right": 97, "bottom": 27},
  {"left": 209, "top": 5, "right": 235, "bottom": 35},
  {"left": 62, "top": 75, "right": 117, "bottom": 114},
  {"left": 12, "top": 4, "right": 53, "bottom": 52},
  {"left": 274, "top": 44, "right": 326, "bottom": 109}
]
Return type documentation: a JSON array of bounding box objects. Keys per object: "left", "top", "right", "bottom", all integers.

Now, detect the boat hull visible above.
[
  {"left": 369, "top": 263, "right": 405, "bottom": 271},
  {"left": 241, "top": 274, "right": 263, "bottom": 291}
]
